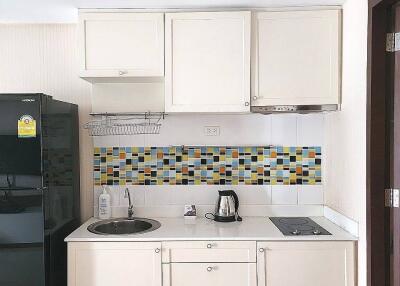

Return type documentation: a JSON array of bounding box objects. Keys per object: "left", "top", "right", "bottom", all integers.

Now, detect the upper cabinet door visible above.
[
  {"left": 79, "top": 12, "right": 164, "bottom": 79},
  {"left": 252, "top": 10, "right": 342, "bottom": 107},
  {"left": 165, "top": 11, "right": 251, "bottom": 113}
]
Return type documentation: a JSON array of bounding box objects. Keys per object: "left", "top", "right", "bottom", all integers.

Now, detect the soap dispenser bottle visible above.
[{"left": 98, "top": 185, "right": 111, "bottom": 219}]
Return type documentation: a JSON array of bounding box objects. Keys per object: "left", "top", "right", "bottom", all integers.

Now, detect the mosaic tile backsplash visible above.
[{"left": 93, "top": 146, "right": 322, "bottom": 186}]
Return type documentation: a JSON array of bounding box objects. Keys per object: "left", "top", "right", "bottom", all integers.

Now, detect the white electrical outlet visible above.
[{"left": 204, "top": 126, "right": 220, "bottom": 136}]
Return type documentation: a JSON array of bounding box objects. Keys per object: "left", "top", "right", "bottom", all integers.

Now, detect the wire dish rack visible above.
[{"left": 84, "top": 112, "right": 166, "bottom": 136}]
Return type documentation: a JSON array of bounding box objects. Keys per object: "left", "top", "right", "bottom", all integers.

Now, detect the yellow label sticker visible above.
[{"left": 18, "top": 115, "right": 36, "bottom": 138}]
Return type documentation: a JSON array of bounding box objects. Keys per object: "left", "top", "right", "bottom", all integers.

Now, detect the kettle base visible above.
[{"left": 214, "top": 215, "right": 237, "bottom": 222}]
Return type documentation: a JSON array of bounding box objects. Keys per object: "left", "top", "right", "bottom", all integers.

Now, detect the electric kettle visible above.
[{"left": 206, "top": 190, "right": 242, "bottom": 222}]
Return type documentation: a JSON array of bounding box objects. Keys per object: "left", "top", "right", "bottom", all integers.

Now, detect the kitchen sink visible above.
[{"left": 87, "top": 218, "right": 161, "bottom": 235}]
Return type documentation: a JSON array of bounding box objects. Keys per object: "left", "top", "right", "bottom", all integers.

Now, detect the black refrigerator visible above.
[{"left": 0, "top": 94, "right": 80, "bottom": 286}]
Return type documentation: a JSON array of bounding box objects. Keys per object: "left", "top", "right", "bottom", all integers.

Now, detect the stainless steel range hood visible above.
[{"left": 251, "top": 104, "right": 339, "bottom": 114}]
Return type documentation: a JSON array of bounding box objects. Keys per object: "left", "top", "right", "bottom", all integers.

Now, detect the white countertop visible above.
[{"left": 65, "top": 216, "right": 357, "bottom": 242}]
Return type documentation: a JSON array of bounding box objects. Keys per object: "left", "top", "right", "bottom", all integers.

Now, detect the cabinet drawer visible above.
[
  {"left": 163, "top": 263, "right": 256, "bottom": 286},
  {"left": 162, "top": 241, "right": 256, "bottom": 263}
]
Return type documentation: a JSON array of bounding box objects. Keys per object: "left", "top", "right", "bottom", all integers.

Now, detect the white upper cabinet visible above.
[
  {"left": 79, "top": 12, "right": 164, "bottom": 81},
  {"left": 165, "top": 11, "right": 251, "bottom": 113},
  {"left": 252, "top": 9, "right": 342, "bottom": 107}
]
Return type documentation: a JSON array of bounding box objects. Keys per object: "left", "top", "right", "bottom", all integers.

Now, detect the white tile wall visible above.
[
  {"left": 270, "top": 114, "right": 297, "bottom": 146},
  {"left": 296, "top": 114, "right": 325, "bottom": 146},
  {"left": 93, "top": 113, "right": 323, "bottom": 147},
  {"left": 271, "top": 185, "right": 298, "bottom": 205},
  {"left": 92, "top": 113, "right": 325, "bottom": 215},
  {"left": 298, "top": 185, "right": 324, "bottom": 205}
]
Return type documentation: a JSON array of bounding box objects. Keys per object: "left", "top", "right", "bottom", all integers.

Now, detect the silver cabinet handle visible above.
[
  {"left": 155, "top": 248, "right": 161, "bottom": 253},
  {"left": 245, "top": 102, "right": 250, "bottom": 106},
  {"left": 207, "top": 244, "right": 212, "bottom": 249},
  {"left": 253, "top": 96, "right": 258, "bottom": 100},
  {"left": 207, "top": 267, "right": 213, "bottom": 272},
  {"left": 259, "top": 248, "right": 265, "bottom": 253},
  {"left": 119, "top": 70, "right": 128, "bottom": 76}
]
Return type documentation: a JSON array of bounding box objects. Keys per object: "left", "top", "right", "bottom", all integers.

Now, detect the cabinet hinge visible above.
[
  {"left": 385, "top": 188, "right": 400, "bottom": 208},
  {"left": 386, "top": 33, "right": 400, "bottom": 52}
]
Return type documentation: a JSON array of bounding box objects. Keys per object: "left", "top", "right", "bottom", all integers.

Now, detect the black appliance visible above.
[
  {"left": 270, "top": 217, "right": 331, "bottom": 236},
  {"left": 0, "top": 94, "right": 80, "bottom": 286}
]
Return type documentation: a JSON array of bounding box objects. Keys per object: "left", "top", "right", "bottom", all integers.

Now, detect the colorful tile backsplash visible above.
[{"left": 93, "top": 146, "right": 322, "bottom": 186}]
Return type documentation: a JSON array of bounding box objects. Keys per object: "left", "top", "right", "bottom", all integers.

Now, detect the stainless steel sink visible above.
[{"left": 87, "top": 218, "right": 161, "bottom": 235}]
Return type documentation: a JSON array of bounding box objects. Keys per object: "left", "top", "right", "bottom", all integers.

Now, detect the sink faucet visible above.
[{"left": 124, "top": 188, "right": 134, "bottom": 219}]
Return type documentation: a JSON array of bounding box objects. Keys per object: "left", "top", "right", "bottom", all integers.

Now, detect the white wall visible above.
[
  {"left": 0, "top": 24, "right": 94, "bottom": 221},
  {"left": 324, "top": 0, "right": 368, "bottom": 284}
]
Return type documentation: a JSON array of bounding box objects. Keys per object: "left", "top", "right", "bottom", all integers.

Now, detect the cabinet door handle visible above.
[
  {"left": 207, "top": 267, "right": 213, "bottom": 272},
  {"left": 253, "top": 96, "right": 258, "bottom": 100},
  {"left": 259, "top": 248, "right": 265, "bottom": 253},
  {"left": 245, "top": 102, "right": 250, "bottom": 106},
  {"left": 155, "top": 248, "right": 161, "bottom": 253},
  {"left": 119, "top": 70, "right": 128, "bottom": 76},
  {"left": 207, "top": 244, "right": 212, "bottom": 249}
]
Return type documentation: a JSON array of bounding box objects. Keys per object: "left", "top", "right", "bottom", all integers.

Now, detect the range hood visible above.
[{"left": 251, "top": 104, "right": 339, "bottom": 114}]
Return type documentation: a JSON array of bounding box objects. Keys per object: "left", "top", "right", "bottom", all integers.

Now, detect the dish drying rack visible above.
[{"left": 84, "top": 112, "right": 166, "bottom": 136}]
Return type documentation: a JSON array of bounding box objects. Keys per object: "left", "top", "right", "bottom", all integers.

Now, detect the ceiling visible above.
[{"left": 0, "top": 0, "right": 345, "bottom": 23}]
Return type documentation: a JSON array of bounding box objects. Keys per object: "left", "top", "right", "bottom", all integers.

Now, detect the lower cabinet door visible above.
[
  {"left": 163, "top": 263, "right": 257, "bottom": 286},
  {"left": 68, "top": 242, "right": 162, "bottom": 286},
  {"left": 257, "top": 241, "right": 355, "bottom": 286}
]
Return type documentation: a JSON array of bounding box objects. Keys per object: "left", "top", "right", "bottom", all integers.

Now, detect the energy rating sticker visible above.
[{"left": 18, "top": 115, "right": 36, "bottom": 138}]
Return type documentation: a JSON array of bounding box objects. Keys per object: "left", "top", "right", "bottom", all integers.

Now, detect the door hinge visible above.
[
  {"left": 386, "top": 33, "right": 400, "bottom": 52},
  {"left": 385, "top": 188, "right": 400, "bottom": 208}
]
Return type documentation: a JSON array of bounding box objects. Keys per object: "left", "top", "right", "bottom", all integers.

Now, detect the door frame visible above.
[{"left": 367, "top": 0, "right": 398, "bottom": 285}]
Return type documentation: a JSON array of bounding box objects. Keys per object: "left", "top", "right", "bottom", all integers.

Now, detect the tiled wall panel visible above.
[{"left": 94, "top": 146, "right": 322, "bottom": 186}]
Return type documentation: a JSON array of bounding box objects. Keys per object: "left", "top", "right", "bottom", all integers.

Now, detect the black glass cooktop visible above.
[{"left": 270, "top": 217, "right": 332, "bottom": 236}]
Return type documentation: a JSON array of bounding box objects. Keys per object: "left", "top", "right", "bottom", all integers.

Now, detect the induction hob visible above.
[{"left": 270, "top": 217, "right": 332, "bottom": 236}]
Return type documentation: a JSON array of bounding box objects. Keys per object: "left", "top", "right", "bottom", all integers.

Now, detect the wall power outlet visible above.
[{"left": 204, "top": 126, "right": 220, "bottom": 136}]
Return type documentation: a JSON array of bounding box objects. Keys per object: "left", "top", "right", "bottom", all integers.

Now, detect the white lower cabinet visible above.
[
  {"left": 163, "top": 263, "right": 257, "bottom": 286},
  {"left": 257, "top": 241, "right": 355, "bottom": 286},
  {"left": 67, "top": 240, "right": 355, "bottom": 286},
  {"left": 67, "top": 242, "right": 162, "bottom": 286}
]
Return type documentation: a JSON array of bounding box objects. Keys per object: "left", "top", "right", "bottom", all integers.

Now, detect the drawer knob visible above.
[
  {"left": 253, "top": 96, "right": 258, "bottom": 100},
  {"left": 259, "top": 248, "right": 265, "bottom": 253},
  {"left": 207, "top": 244, "right": 212, "bottom": 249},
  {"left": 155, "top": 248, "right": 160, "bottom": 253},
  {"left": 245, "top": 102, "right": 250, "bottom": 106},
  {"left": 119, "top": 70, "right": 128, "bottom": 76},
  {"left": 207, "top": 267, "right": 213, "bottom": 272}
]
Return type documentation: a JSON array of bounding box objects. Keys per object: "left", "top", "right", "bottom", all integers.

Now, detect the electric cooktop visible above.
[{"left": 270, "top": 217, "right": 332, "bottom": 236}]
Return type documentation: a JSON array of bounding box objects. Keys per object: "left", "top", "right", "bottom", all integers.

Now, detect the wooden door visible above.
[
  {"left": 163, "top": 263, "right": 256, "bottom": 286},
  {"left": 79, "top": 12, "right": 164, "bottom": 78},
  {"left": 252, "top": 10, "right": 341, "bottom": 107},
  {"left": 68, "top": 242, "right": 162, "bottom": 286},
  {"left": 388, "top": 4, "right": 400, "bottom": 286},
  {"left": 256, "top": 242, "right": 355, "bottom": 286},
  {"left": 165, "top": 11, "right": 251, "bottom": 113}
]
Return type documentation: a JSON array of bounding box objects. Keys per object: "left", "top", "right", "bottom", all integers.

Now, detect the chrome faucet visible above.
[{"left": 124, "top": 188, "right": 134, "bottom": 219}]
